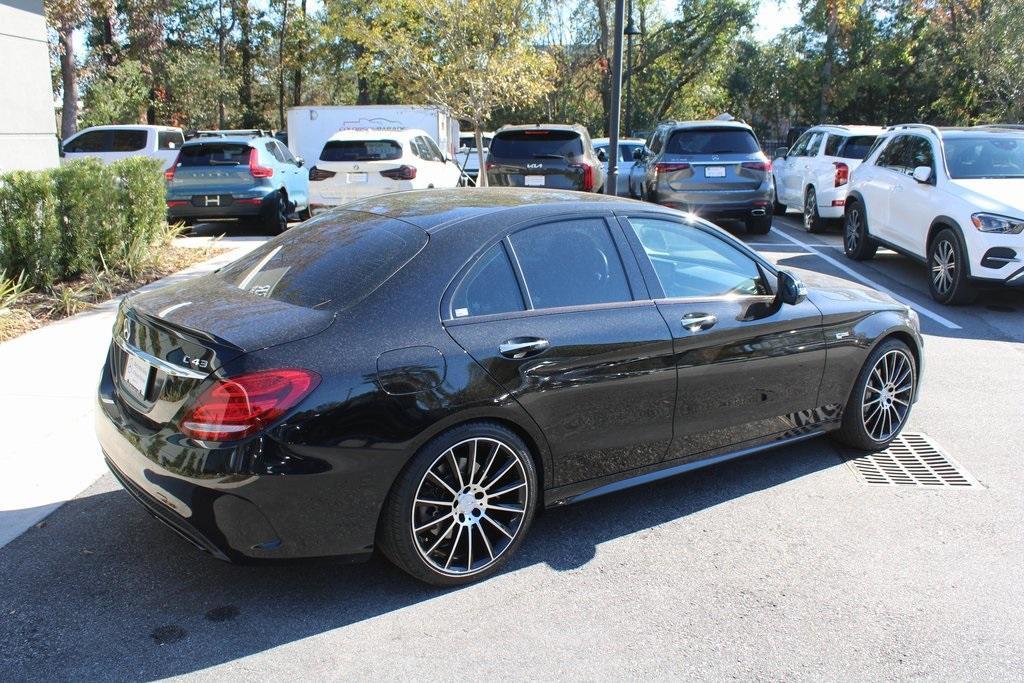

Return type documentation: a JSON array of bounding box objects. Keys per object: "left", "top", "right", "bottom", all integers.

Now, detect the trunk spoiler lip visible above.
[{"left": 127, "top": 306, "right": 244, "bottom": 352}]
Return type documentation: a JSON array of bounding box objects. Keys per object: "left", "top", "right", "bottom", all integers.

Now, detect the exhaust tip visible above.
[{"left": 751, "top": 208, "right": 766, "bottom": 216}]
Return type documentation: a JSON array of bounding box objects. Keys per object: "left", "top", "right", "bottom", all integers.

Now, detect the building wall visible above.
[{"left": 0, "top": 0, "right": 59, "bottom": 172}]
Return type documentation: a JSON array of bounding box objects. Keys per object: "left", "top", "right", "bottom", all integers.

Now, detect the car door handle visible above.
[
  {"left": 498, "top": 337, "right": 550, "bottom": 359},
  {"left": 681, "top": 313, "right": 717, "bottom": 332}
]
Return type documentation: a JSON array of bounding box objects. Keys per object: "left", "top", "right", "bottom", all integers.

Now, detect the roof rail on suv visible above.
[
  {"left": 887, "top": 123, "right": 942, "bottom": 136},
  {"left": 972, "top": 124, "right": 1024, "bottom": 131}
]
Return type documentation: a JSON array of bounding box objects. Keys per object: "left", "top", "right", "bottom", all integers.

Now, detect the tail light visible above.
[
  {"left": 654, "top": 162, "right": 691, "bottom": 174},
  {"left": 741, "top": 160, "right": 772, "bottom": 172},
  {"left": 380, "top": 165, "right": 417, "bottom": 180},
  {"left": 572, "top": 161, "right": 594, "bottom": 191},
  {"left": 166, "top": 199, "right": 188, "bottom": 207},
  {"left": 485, "top": 162, "right": 496, "bottom": 171},
  {"left": 164, "top": 152, "right": 182, "bottom": 181},
  {"left": 180, "top": 368, "right": 320, "bottom": 441},
  {"left": 834, "top": 162, "right": 850, "bottom": 187},
  {"left": 308, "top": 166, "right": 336, "bottom": 181},
  {"left": 248, "top": 148, "right": 274, "bottom": 178}
]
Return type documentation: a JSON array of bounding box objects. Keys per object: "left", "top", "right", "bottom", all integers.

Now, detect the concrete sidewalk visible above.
[{"left": 0, "top": 238, "right": 265, "bottom": 548}]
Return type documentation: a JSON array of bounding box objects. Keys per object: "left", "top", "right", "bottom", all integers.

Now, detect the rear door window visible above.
[
  {"left": 451, "top": 243, "right": 525, "bottom": 318},
  {"left": 109, "top": 129, "right": 148, "bottom": 152},
  {"left": 320, "top": 140, "right": 403, "bottom": 162},
  {"left": 508, "top": 219, "right": 632, "bottom": 310},
  {"left": 489, "top": 130, "right": 584, "bottom": 158},
  {"left": 178, "top": 143, "right": 252, "bottom": 167},
  {"left": 218, "top": 213, "right": 427, "bottom": 311},
  {"left": 665, "top": 128, "right": 760, "bottom": 155}
]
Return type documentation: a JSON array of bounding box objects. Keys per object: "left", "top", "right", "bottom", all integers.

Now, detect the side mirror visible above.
[
  {"left": 294, "top": 156, "right": 305, "bottom": 168},
  {"left": 773, "top": 146, "right": 789, "bottom": 159},
  {"left": 633, "top": 147, "right": 644, "bottom": 161},
  {"left": 777, "top": 270, "right": 807, "bottom": 305},
  {"left": 912, "top": 165, "right": 932, "bottom": 184}
]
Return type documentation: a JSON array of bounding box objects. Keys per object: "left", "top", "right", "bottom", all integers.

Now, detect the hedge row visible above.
[{"left": 0, "top": 157, "right": 167, "bottom": 288}]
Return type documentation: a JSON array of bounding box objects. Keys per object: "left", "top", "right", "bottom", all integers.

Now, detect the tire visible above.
[
  {"left": 746, "top": 214, "right": 772, "bottom": 235},
  {"left": 297, "top": 207, "right": 312, "bottom": 221},
  {"left": 803, "top": 187, "right": 826, "bottom": 233},
  {"left": 377, "top": 421, "right": 539, "bottom": 586},
  {"left": 843, "top": 200, "right": 877, "bottom": 261},
  {"left": 928, "top": 227, "right": 977, "bottom": 305},
  {"left": 261, "top": 192, "right": 288, "bottom": 236},
  {"left": 832, "top": 338, "right": 917, "bottom": 451}
]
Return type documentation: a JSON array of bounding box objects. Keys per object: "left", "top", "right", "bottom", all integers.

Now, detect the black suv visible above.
[{"left": 485, "top": 124, "right": 605, "bottom": 192}]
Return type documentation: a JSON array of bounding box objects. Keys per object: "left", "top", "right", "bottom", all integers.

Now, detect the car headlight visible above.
[{"left": 971, "top": 212, "right": 1024, "bottom": 234}]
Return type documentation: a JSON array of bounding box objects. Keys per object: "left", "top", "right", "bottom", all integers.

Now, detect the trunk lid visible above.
[{"left": 486, "top": 129, "right": 589, "bottom": 190}]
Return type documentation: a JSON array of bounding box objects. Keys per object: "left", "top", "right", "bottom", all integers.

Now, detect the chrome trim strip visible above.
[
  {"left": 113, "top": 335, "right": 209, "bottom": 380},
  {"left": 563, "top": 429, "right": 826, "bottom": 504}
]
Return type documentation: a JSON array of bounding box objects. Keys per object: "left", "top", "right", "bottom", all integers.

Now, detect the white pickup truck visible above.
[{"left": 60, "top": 125, "right": 185, "bottom": 171}]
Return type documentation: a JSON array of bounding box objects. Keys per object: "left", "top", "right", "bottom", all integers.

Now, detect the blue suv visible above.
[{"left": 165, "top": 136, "right": 310, "bottom": 234}]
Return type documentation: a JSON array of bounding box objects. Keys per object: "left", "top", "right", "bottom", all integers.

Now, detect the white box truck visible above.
[{"left": 286, "top": 105, "right": 460, "bottom": 170}]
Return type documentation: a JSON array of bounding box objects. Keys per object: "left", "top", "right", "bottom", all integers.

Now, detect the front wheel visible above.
[
  {"left": 377, "top": 422, "right": 539, "bottom": 586},
  {"left": 833, "top": 338, "right": 917, "bottom": 451},
  {"left": 803, "top": 188, "right": 826, "bottom": 233},
  {"left": 928, "top": 228, "right": 977, "bottom": 305},
  {"left": 843, "top": 202, "right": 877, "bottom": 260}
]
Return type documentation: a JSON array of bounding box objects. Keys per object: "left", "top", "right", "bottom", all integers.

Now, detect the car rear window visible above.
[
  {"left": 825, "top": 134, "right": 877, "bottom": 159},
  {"left": 178, "top": 143, "right": 252, "bottom": 166},
  {"left": 489, "top": 130, "right": 585, "bottom": 158},
  {"left": 320, "top": 140, "right": 403, "bottom": 162},
  {"left": 665, "top": 128, "right": 760, "bottom": 155},
  {"left": 217, "top": 212, "right": 427, "bottom": 311}
]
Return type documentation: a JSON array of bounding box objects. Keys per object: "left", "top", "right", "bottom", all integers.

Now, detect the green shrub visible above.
[
  {"left": 0, "top": 169, "right": 61, "bottom": 286},
  {"left": 53, "top": 158, "right": 119, "bottom": 277}
]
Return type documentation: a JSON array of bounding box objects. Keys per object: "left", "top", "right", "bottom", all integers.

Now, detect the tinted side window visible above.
[
  {"left": 905, "top": 136, "right": 934, "bottom": 172},
  {"left": 158, "top": 131, "right": 184, "bottom": 150},
  {"left": 788, "top": 132, "right": 811, "bottom": 157},
  {"left": 509, "top": 219, "right": 631, "bottom": 310},
  {"left": 649, "top": 129, "right": 666, "bottom": 154},
  {"left": 797, "top": 132, "right": 823, "bottom": 157},
  {"left": 64, "top": 130, "right": 108, "bottom": 153},
  {"left": 627, "top": 217, "right": 770, "bottom": 298},
  {"left": 451, "top": 243, "right": 525, "bottom": 318},
  {"left": 422, "top": 136, "right": 445, "bottom": 161},
  {"left": 824, "top": 134, "right": 843, "bottom": 157},
  {"left": 109, "top": 130, "right": 148, "bottom": 152},
  {"left": 275, "top": 140, "right": 296, "bottom": 163},
  {"left": 265, "top": 141, "right": 286, "bottom": 162},
  {"left": 620, "top": 143, "right": 642, "bottom": 161},
  {"left": 877, "top": 135, "right": 909, "bottom": 168}
]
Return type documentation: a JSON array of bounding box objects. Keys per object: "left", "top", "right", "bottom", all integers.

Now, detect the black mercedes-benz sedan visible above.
[{"left": 96, "top": 188, "right": 923, "bottom": 585}]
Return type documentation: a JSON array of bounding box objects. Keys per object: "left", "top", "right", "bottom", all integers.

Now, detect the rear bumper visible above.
[
  {"left": 652, "top": 187, "right": 773, "bottom": 218},
  {"left": 166, "top": 192, "right": 275, "bottom": 221}
]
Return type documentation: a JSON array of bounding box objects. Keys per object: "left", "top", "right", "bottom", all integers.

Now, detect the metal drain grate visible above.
[{"left": 846, "top": 433, "right": 981, "bottom": 488}]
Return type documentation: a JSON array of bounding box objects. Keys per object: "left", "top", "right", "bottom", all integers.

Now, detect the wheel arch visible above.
[{"left": 926, "top": 216, "right": 970, "bottom": 276}]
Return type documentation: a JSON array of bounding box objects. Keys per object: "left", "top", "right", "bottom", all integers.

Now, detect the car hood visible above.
[
  {"left": 799, "top": 270, "right": 905, "bottom": 312},
  {"left": 948, "top": 178, "right": 1024, "bottom": 215}
]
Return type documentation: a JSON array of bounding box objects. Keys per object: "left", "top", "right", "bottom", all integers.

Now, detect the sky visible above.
[{"left": 751, "top": 0, "right": 802, "bottom": 40}]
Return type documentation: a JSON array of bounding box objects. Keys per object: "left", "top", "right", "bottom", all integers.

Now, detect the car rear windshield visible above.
[
  {"left": 944, "top": 136, "right": 1024, "bottom": 179},
  {"left": 320, "top": 140, "right": 403, "bottom": 162},
  {"left": 178, "top": 143, "right": 252, "bottom": 166},
  {"left": 489, "top": 130, "right": 585, "bottom": 158},
  {"left": 665, "top": 128, "right": 760, "bottom": 155},
  {"left": 826, "top": 134, "right": 877, "bottom": 159},
  {"left": 216, "top": 212, "right": 427, "bottom": 310}
]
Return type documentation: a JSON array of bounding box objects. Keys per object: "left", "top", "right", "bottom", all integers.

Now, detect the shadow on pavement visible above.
[{"left": 0, "top": 438, "right": 842, "bottom": 679}]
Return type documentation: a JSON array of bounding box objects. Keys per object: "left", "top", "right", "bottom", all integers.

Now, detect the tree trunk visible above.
[
  {"left": 595, "top": 0, "right": 611, "bottom": 132},
  {"left": 58, "top": 22, "right": 78, "bottom": 140},
  {"left": 291, "top": 0, "right": 306, "bottom": 106},
  {"left": 819, "top": 0, "right": 839, "bottom": 121},
  {"left": 474, "top": 124, "right": 488, "bottom": 187},
  {"left": 218, "top": 0, "right": 227, "bottom": 128},
  {"left": 278, "top": 0, "right": 289, "bottom": 129},
  {"left": 238, "top": 0, "right": 256, "bottom": 127}
]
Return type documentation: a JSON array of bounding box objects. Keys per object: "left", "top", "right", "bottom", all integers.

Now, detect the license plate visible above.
[
  {"left": 123, "top": 353, "right": 151, "bottom": 397},
  {"left": 347, "top": 172, "right": 367, "bottom": 183},
  {"left": 524, "top": 175, "right": 545, "bottom": 187},
  {"left": 191, "top": 194, "right": 231, "bottom": 207},
  {"left": 704, "top": 166, "right": 726, "bottom": 178}
]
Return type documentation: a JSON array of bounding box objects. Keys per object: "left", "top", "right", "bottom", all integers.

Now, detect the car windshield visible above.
[
  {"left": 217, "top": 212, "right": 427, "bottom": 310},
  {"left": 320, "top": 139, "right": 403, "bottom": 162},
  {"left": 489, "top": 130, "right": 584, "bottom": 158},
  {"left": 945, "top": 136, "right": 1024, "bottom": 179},
  {"left": 178, "top": 143, "right": 251, "bottom": 166},
  {"left": 665, "top": 128, "right": 759, "bottom": 155}
]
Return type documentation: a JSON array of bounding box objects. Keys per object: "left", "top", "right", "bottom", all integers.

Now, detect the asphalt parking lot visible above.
[{"left": 1, "top": 214, "right": 1022, "bottom": 680}]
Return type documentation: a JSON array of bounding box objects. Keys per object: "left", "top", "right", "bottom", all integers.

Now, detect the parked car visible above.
[
  {"left": 485, "top": 124, "right": 605, "bottom": 192},
  {"left": 592, "top": 136, "right": 645, "bottom": 196},
  {"left": 628, "top": 120, "right": 774, "bottom": 234},
  {"left": 97, "top": 188, "right": 922, "bottom": 586},
  {"left": 60, "top": 124, "right": 184, "bottom": 171},
  {"left": 844, "top": 124, "right": 1024, "bottom": 304},
  {"left": 164, "top": 135, "right": 309, "bottom": 234},
  {"left": 456, "top": 132, "right": 493, "bottom": 186},
  {"left": 306, "top": 128, "right": 462, "bottom": 211},
  {"left": 772, "top": 125, "right": 883, "bottom": 232}
]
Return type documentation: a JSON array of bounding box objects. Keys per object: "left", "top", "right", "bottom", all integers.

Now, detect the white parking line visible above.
[{"left": 770, "top": 224, "right": 962, "bottom": 330}]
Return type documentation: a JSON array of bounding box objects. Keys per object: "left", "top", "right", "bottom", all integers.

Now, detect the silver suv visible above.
[{"left": 628, "top": 120, "right": 774, "bottom": 234}]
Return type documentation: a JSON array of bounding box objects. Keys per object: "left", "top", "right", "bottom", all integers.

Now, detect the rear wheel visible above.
[
  {"left": 378, "top": 422, "right": 539, "bottom": 586},
  {"left": 843, "top": 201, "right": 877, "bottom": 260},
  {"left": 833, "top": 338, "right": 917, "bottom": 451},
  {"left": 928, "top": 228, "right": 977, "bottom": 305},
  {"left": 746, "top": 214, "right": 772, "bottom": 235},
  {"left": 261, "top": 192, "right": 288, "bottom": 235},
  {"left": 803, "top": 187, "right": 826, "bottom": 233}
]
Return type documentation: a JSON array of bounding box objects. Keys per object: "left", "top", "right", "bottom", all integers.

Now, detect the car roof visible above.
[
  {"left": 335, "top": 188, "right": 675, "bottom": 233},
  {"left": 75, "top": 124, "right": 181, "bottom": 132},
  {"left": 658, "top": 120, "right": 753, "bottom": 131},
  {"left": 181, "top": 136, "right": 270, "bottom": 147},
  {"left": 807, "top": 124, "right": 885, "bottom": 135},
  {"left": 941, "top": 126, "right": 1024, "bottom": 139},
  {"left": 496, "top": 123, "right": 590, "bottom": 136},
  {"left": 325, "top": 128, "right": 428, "bottom": 141},
  {"left": 591, "top": 137, "right": 646, "bottom": 145}
]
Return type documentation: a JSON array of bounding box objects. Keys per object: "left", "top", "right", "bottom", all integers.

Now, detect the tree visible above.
[
  {"left": 45, "top": 0, "right": 87, "bottom": 139},
  {"left": 352, "top": 0, "right": 554, "bottom": 184}
]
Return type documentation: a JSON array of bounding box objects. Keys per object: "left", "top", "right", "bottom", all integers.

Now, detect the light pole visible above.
[
  {"left": 605, "top": 0, "right": 625, "bottom": 196},
  {"left": 624, "top": 1, "right": 642, "bottom": 138}
]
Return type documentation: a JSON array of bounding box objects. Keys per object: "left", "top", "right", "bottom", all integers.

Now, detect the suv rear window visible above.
[
  {"left": 665, "top": 128, "right": 759, "bottom": 155},
  {"left": 320, "top": 140, "right": 403, "bottom": 162},
  {"left": 490, "top": 130, "right": 585, "bottom": 158},
  {"left": 178, "top": 143, "right": 252, "bottom": 166},
  {"left": 217, "top": 212, "right": 427, "bottom": 310},
  {"left": 825, "top": 134, "right": 877, "bottom": 159}
]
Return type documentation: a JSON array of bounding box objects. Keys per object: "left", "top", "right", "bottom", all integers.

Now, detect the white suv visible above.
[
  {"left": 61, "top": 124, "right": 184, "bottom": 171},
  {"left": 307, "top": 128, "right": 462, "bottom": 211},
  {"left": 772, "top": 125, "right": 883, "bottom": 232},
  {"left": 844, "top": 124, "right": 1024, "bottom": 304}
]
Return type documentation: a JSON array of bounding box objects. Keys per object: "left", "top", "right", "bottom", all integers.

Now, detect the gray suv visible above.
[
  {"left": 486, "top": 124, "right": 605, "bottom": 193},
  {"left": 628, "top": 120, "right": 774, "bottom": 234}
]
